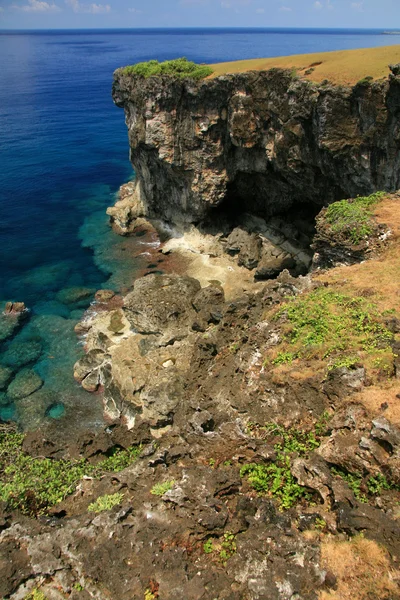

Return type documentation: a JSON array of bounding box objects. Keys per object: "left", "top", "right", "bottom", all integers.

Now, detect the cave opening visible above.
[{"left": 203, "top": 171, "right": 324, "bottom": 280}]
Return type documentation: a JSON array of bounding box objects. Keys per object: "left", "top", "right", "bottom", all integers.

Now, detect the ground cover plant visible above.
[
  {"left": 0, "top": 428, "right": 141, "bottom": 515},
  {"left": 123, "top": 57, "right": 213, "bottom": 80},
  {"left": 88, "top": 492, "right": 124, "bottom": 513},
  {"left": 241, "top": 421, "right": 328, "bottom": 509},
  {"left": 323, "top": 191, "right": 384, "bottom": 244},
  {"left": 268, "top": 286, "right": 394, "bottom": 378}
]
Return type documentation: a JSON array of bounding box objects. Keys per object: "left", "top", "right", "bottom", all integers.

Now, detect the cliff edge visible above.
[{"left": 111, "top": 64, "right": 400, "bottom": 228}]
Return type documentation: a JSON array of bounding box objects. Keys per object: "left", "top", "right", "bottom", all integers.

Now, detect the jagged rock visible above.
[
  {"left": 255, "top": 253, "right": 296, "bottom": 280},
  {"left": 106, "top": 180, "right": 146, "bottom": 235},
  {"left": 4, "top": 302, "right": 26, "bottom": 314},
  {"left": 7, "top": 369, "right": 43, "bottom": 401},
  {"left": 225, "top": 227, "right": 262, "bottom": 269},
  {"left": 291, "top": 454, "right": 333, "bottom": 504},
  {"left": 94, "top": 289, "right": 115, "bottom": 303},
  {"left": 124, "top": 274, "right": 201, "bottom": 341},
  {"left": 112, "top": 68, "right": 400, "bottom": 226},
  {"left": 337, "top": 502, "right": 400, "bottom": 556}
]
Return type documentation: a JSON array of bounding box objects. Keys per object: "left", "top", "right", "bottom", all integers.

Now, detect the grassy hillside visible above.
[{"left": 209, "top": 44, "right": 400, "bottom": 85}]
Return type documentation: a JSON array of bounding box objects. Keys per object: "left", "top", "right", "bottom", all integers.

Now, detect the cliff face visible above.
[{"left": 112, "top": 66, "right": 400, "bottom": 226}]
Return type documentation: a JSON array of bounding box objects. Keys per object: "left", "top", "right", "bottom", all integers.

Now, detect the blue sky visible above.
[{"left": 0, "top": 0, "right": 399, "bottom": 30}]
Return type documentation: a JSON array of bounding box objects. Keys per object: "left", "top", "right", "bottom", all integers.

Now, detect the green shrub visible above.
[
  {"left": 240, "top": 424, "right": 324, "bottom": 509},
  {"left": 88, "top": 492, "right": 124, "bottom": 513},
  {"left": 203, "top": 539, "right": 214, "bottom": 554},
  {"left": 123, "top": 57, "right": 213, "bottom": 80},
  {"left": 324, "top": 191, "right": 384, "bottom": 244},
  {"left": 0, "top": 430, "right": 141, "bottom": 515},
  {"left": 150, "top": 480, "right": 175, "bottom": 496}
]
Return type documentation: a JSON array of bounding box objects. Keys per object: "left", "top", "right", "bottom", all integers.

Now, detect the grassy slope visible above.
[{"left": 209, "top": 44, "right": 400, "bottom": 85}]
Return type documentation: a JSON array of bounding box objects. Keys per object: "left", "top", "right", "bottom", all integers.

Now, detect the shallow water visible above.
[{"left": 1, "top": 27, "right": 399, "bottom": 432}]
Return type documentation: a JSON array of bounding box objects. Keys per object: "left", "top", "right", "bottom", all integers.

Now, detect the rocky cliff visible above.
[{"left": 111, "top": 65, "right": 400, "bottom": 228}]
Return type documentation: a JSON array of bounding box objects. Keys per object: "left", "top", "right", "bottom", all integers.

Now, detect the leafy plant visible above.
[
  {"left": 0, "top": 430, "right": 141, "bottom": 515},
  {"left": 24, "top": 590, "right": 47, "bottom": 600},
  {"left": 331, "top": 468, "right": 367, "bottom": 502},
  {"left": 203, "top": 539, "right": 214, "bottom": 554},
  {"left": 88, "top": 492, "right": 124, "bottom": 513},
  {"left": 123, "top": 57, "right": 213, "bottom": 80},
  {"left": 219, "top": 532, "right": 237, "bottom": 563},
  {"left": 269, "top": 287, "right": 394, "bottom": 378},
  {"left": 241, "top": 423, "right": 329, "bottom": 509},
  {"left": 366, "top": 473, "right": 395, "bottom": 495},
  {"left": 150, "top": 480, "right": 175, "bottom": 496},
  {"left": 324, "top": 191, "right": 384, "bottom": 244}
]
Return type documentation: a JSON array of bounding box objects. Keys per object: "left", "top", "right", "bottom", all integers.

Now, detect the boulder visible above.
[
  {"left": 124, "top": 274, "right": 201, "bottom": 341},
  {"left": 255, "top": 254, "right": 296, "bottom": 280},
  {"left": 56, "top": 287, "right": 95, "bottom": 306},
  {"left": 7, "top": 369, "right": 43, "bottom": 400},
  {"left": 1, "top": 340, "right": 42, "bottom": 369},
  {"left": 225, "top": 228, "right": 262, "bottom": 269}
]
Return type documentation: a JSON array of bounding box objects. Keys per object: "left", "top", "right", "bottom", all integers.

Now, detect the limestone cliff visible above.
[{"left": 111, "top": 65, "right": 400, "bottom": 227}]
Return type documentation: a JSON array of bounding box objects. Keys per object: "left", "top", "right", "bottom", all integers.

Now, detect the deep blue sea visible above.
[{"left": 1, "top": 27, "right": 400, "bottom": 433}]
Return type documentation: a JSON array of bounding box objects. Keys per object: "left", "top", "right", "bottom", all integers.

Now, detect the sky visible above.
[{"left": 0, "top": 0, "right": 399, "bottom": 30}]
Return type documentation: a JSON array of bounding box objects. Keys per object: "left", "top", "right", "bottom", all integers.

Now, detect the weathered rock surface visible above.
[{"left": 111, "top": 67, "right": 400, "bottom": 227}]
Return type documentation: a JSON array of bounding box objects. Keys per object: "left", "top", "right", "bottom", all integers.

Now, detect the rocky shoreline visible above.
[{"left": 1, "top": 64, "right": 400, "bottom": 599}]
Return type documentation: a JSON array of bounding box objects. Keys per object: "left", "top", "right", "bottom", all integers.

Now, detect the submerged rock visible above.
[
  {"left": 0, "top": 366, "right": 13, "bottom": 390},
  {"left": 7, "top": 369, "right": 44, "bottom": 401},
  {"left": 2, "top": 340, "right": 42, "bottom": 369},
  {"left": 56, "top": 287, "right": 95, "bottom": 307}
]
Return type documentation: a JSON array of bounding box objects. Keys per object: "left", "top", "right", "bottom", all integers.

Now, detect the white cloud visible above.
[
  {"left": 12, "top": 0, "right": 61, "bottom": 11},
  {"left": 280, "top": 5, "right": 292, "bottom": 11},
  {"left": 65, "top": 0, "right": 110, "bottom": 13},
  {"left": 351, "top": 1, "right": 363, "bottom": 10},
  {"left": 128, "top": 7, "right": 142, "bottom": 12},
  {"left": 314, "top": 0, "right": 333, "bottom": 9},
  {"left": 256, "top": 7, "right": 264, "bottom": 13}
]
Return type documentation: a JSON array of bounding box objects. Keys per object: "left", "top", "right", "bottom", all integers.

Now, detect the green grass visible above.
[
  {"left": 269, "top": 287, "right": 394, "bottom": 376},
  {"left": 0, "top": 430, "right": 141, "bottom": 515},
  {"left": 150, "top": 479, "right": 175, "bottom": 496},
  {"left": 88, "top": 492, "right": 124, "bottom": 513},
  {"left": 122, "top": 57, "right": 213, "bottom": 80},
  {"left": 324, "top": 191, "right": 385, "bottom": 244}
]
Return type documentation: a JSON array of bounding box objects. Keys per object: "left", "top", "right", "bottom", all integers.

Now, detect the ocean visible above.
[{"left": 0, "top": 27, "right": 399, "bottom": 432}]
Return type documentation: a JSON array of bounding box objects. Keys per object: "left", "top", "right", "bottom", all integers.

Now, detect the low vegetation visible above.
[
  {"left": 208, "top": 44, "right": 400, "bottom": 85},
  {"left": 0, "top": 429, "right": 141, "bottom": 515},
  {"left": 331, "top": 468, "right": 399, "bottom": 503},
  {"left": 150, "top": 479, "right": 175, "bottom": 496},
  {"left": 123, "top": 57, "right": 213, "bottom": 80},
  {"left": 268, "top": 286, "right": 394, "bottom": 378},
  {"left": 24, "top": 590, "right": 47, "bottom": 600},
  {"left": 319, "top": 536, "right": 400, "bottom": 600},
  {"left": 241, "top": 421, "right": 328, "bottom": 509},
  {"left": 323, "top": 191, "right": 384, "bottom": 244},
  {"left": 203, "top": 532, "right": 237, "bottom": 564},
  {"left": 88, "top": 492, "right": 124, "bottom": 513}
]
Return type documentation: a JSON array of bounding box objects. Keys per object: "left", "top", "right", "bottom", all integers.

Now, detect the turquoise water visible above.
[{"left": 1, "top": 28, "right": 400, "bottom": 432}]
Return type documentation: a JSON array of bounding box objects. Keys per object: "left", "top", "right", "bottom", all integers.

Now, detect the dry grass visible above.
[
  {"left": 319, "top": 536, "right": 400, "bottom": 600},
  {"left": 209, "top": 44, "right": 400, "bottom": 86},
  {"left": 350, "top": 383, "right": 400, "bottom": 427},
  {"left": 317, "top": 195, "right": 400, "bottom": 315}
]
